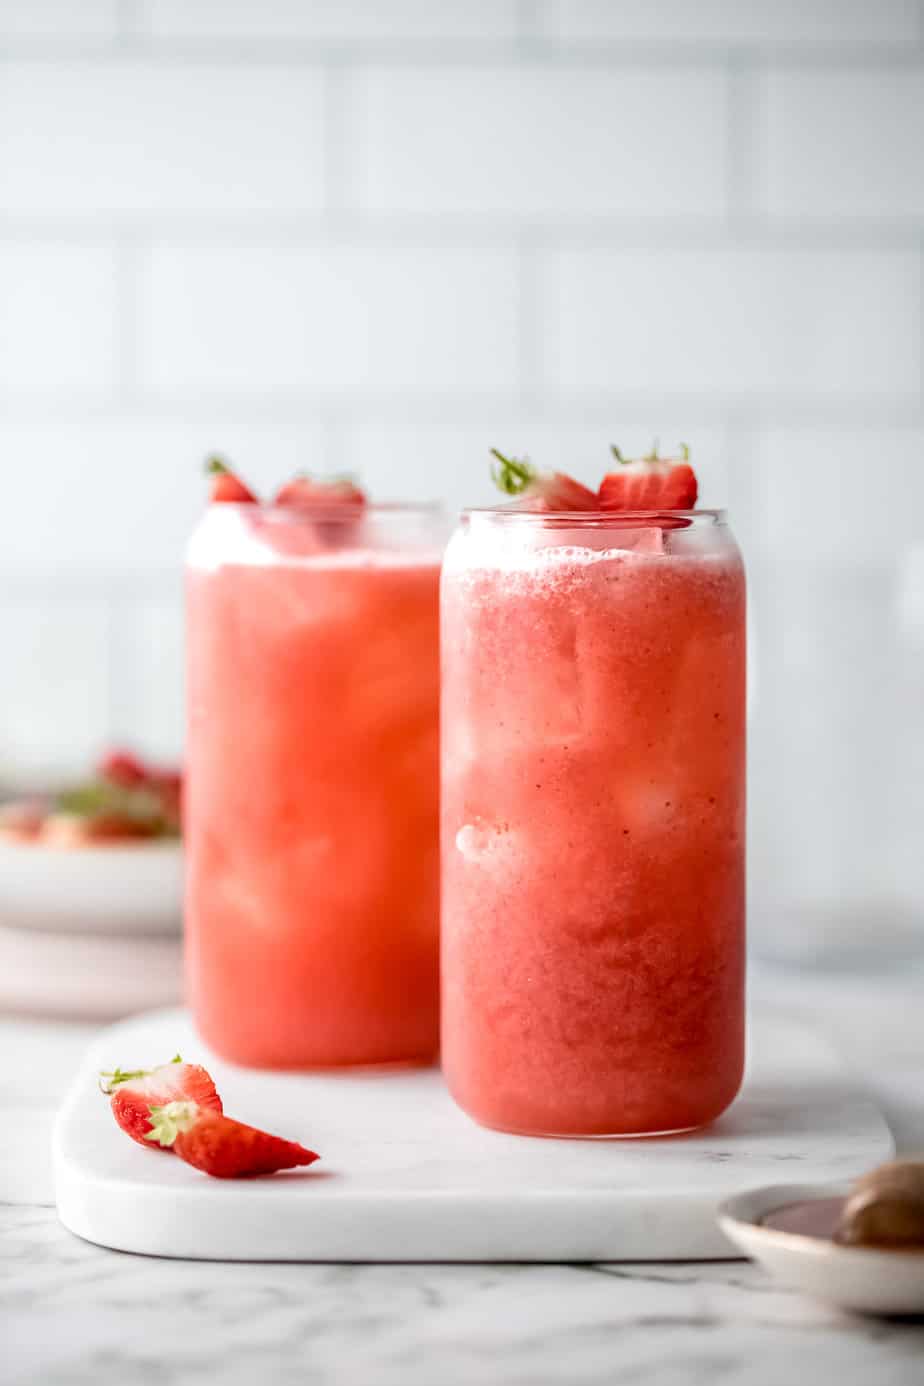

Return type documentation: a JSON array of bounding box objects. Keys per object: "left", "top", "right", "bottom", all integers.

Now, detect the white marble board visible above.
[{"left": 54, "top": 1005, "right": 891, "bottom": 1262}]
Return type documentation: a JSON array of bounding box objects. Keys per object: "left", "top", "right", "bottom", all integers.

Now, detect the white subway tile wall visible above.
[
  {"left": 0, "top": 63, "right": 328, "bottom": 216},
  {"left": 0, "top": 0, "right": 921, "bottom": 783}
]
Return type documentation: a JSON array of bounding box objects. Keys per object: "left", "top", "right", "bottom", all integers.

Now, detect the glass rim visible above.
[
  {"left": 460, "top": 506, "right": 727, "bottom": 523},
  {"left": 206, "top": 500, "right": 445, "bottom": 521}
]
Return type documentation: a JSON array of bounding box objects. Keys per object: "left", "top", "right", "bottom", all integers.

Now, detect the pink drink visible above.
[
  {"left": 441, "top": 512, "right": 746, "bottom": 1136},
  {"left": 186, "top": 503, "right": 442, "bottom": 1068}
]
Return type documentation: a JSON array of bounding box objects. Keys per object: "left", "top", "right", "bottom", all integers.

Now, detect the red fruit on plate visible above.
[
  {"left": 99, "top": 1056, "right": 223, "bottom": 1149},
  {"left": 490, "top": 449, "right": 597, "bottom": 512},
  {"left": 205, "top": 456, "right": 258, "bottom": 504},
  {"left": 145, "top": 1101, "right": 320, "bottom": 1179},
  {"left": 598, "top": 443, "right": 698, "bottom": 511},
  {"left": 274, "top": 475, "right": 366, "bottom": 510},
  {"left": 97, "top": 749, "right": 149, "bottom": 788}
]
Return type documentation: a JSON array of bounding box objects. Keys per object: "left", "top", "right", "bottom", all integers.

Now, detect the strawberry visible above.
[
  {"left": 205, "top": 455, "right": 258, "bottom": 504},
  {"left": 97, "top": 749, "right": 149, "bottom": 788},
  {"left": 490, "top": 449, "right": 597, "bottom": 512},
  {"left": 598, "top": 443, "right": 698, "bottom": 511},
  {"left": 145, "top": 1101, "right": 319, "bottom": 1179},
  {"left": 274, "top": 474, "right": 366, "bottom": 510},
  {"left": 99, "top": 1056, "right": 223, "bottom": 1149}
]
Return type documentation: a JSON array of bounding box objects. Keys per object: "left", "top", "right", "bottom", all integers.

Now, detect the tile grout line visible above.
[
  {"left": 725, "top": 53, "right": 761, "bottom": 228},
  {"left": 920, "top": 228, "right": 924, "bottom": 410},
  {"left": 516, "top": 0, "right": 545, "bottom": 52},
  {"left": 113, "top": 234, "right": 144, "bottom": 408},
  {"left": 516, "top": 231, "right": 543, "bottom": 412},
  {"left": 323, "top": 62, "right": 352, "bottom": 220},
  {"left": 2, "top": 214, "right": 921, "bottom": 252},
  {"left": 114, "top": 0, "right": 145, "bottom": 48},
  {"left": 0, "top": 40, "right": 921, "bottom": 67}
]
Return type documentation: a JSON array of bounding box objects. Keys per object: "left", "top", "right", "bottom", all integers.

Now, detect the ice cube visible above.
[{"left": 455, "top": 820, "right": 515, "bottom": 865}]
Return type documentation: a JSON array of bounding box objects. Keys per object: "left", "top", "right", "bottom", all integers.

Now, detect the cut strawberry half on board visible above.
[
  {"left": 205, "top": 455, "right": 258, "bottom": 504},
  {"left": 99, "top": 1056, "right": 223, "bottom": 1149},
  {"left": 146, "top": 1101, "right": 319, "bottom": 1179},
  {"left": 598, "top": 443, "right": 698, "bottom": 511},
  {"left": 490, "top": 450, "right": 597, "bottom": 512},
  {"left": 275, "top": 474, "right": 366, "bottom": 510}
]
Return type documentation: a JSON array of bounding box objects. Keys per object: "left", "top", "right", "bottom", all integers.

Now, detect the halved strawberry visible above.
[
  {"left": 274, "top": 475, "right": 366, "bottom": 510},
  {"left": 490, "top": 449, "right": 597, "bottom": 511},
  {"left": 146, "top": 1101, "right": 319, "bottom": 1179},
  {"left": 99, "top": 1056, "right": 222, "bottom": 1149},
  {"left": 205, "top": 455, "right": 258, "bottom": 504},
  {"left": 598, "top": 443, "right": 698, "bottom": 511}
]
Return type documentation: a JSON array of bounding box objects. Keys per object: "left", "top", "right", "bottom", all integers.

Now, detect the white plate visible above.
[
  {"left": 0, "top": 838, "right": 183, "bottom": 936},
  {"left": 719, "top": 1184, "right": 924, "bottom": 1316}
]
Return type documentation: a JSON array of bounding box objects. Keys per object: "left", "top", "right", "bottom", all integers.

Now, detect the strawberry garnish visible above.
[
  {"left": 274, "top": 474, "right": 366, "bottom": 510},
  {"left": 598, "top": 442, "right": 698, "bottom": 511},
  {"left": 205, "top": 455, "right": 258, "bottom": 504},
  {"left": 99, "top": 1056, "right": 222, "bottom": 1150},
  {"left": 490, "top": 449, "right": 597, "bottom": 512},
  {"left": 146, "top": 1101, "right": 319, "bottom": 1179}
]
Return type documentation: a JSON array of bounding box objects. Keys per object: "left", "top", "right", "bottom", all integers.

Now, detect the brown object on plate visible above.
[{"left": 835, "top": 1160, "right": 924, "bottom": 1248}]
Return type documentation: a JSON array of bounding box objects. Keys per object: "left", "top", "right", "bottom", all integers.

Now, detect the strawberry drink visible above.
[
  {"left": 441, "top": 447, "right": 746, "bottom": 1136},
  {"left": 186, "top": 462, "right": 443, "bottom": 1068}
]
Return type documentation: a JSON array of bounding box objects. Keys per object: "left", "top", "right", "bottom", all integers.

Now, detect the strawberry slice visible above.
[
  {"left": 205, "top": 455, "right": 258, "bottom": 504},
  {"left": 99, "top": 1056, "right": 223, "bottom": 1150},
  {"left": 490, "top": 449, "right": 597, "bottom": 512},
  {"left": 274, "top": 475, "right": 366, "bottom": 510},
  {"left": 146, "top": 1101, "right": 319, "bottom": 1179},
  {"left": 598, "top": 443, "right": 698, "bottom": 511}
]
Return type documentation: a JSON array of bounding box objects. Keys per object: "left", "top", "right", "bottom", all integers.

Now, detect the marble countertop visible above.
[{"left": 3, "top": 965, "right": 924, "bottom": 1386}]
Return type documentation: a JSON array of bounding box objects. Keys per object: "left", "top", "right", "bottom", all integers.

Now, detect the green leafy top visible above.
[
  {"left": 98, "top": 1055, "right": 182, "bottom": 1095},
  {"left": 145, "top": 1100, "right": 199, "bottom": 1148},
  {"left": 611, "top": 441, "right": 690, "bottom": 466},
  {"left": 56, "top": 779, "right": 180, "bottom": 838},
  {"left": 490, "top": 448, "right": 537, "bottom": 496}
]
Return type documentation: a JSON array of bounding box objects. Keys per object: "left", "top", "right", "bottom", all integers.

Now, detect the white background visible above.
[{"left": 0, "top": 0, "right": 922, "bottom": 800}]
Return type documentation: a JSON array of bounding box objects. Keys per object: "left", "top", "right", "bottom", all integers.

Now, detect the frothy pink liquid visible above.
[{"left": 441, "top": 537, "right": 746, "bottom": 1135}]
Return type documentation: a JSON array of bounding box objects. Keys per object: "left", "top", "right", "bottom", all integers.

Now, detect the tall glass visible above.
[
  {"left": 186, "top": 502, "right": 444, "bottom": 1067},
  {"left": 440, "top": 509, "right": 746, "bottom": 1136}
]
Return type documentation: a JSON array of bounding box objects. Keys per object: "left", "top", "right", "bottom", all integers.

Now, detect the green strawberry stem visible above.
[
  {"left": 205, "top": 455, "right": 230, "bottom": 476},
  {"left": 610, "top": 442, "right": 691, "bottom": 466},
  {"left": 145, "top": 1100, "right": 199, "bottom": 1147},
  {"left": 490, "top": 448, "right": 536, "bottom": 496},
  {"left": 98, "top": 1055, "right": 182, "bottom": 1095}
]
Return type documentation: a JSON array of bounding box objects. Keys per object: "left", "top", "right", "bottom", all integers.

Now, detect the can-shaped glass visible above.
[
  {"left": 186, "top": 501, "right": 444, "bottom": 1068},
  {"left": 440, "top": 508, "right": 746, "bottom": 1136}
]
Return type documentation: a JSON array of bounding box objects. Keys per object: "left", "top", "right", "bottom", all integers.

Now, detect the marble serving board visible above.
[{"left": 54, "top": 1006, "right": 891, "bottom": 1263}]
